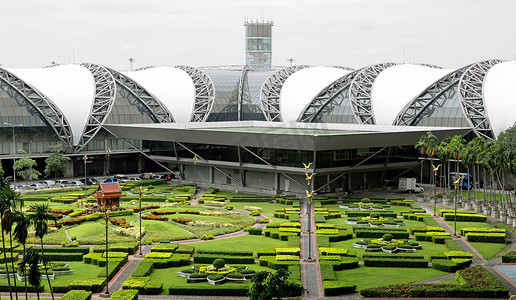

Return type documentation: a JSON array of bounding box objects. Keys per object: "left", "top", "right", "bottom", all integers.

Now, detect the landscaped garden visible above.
[{"left": 0, "top": 172, "right": 512, "bottom": 299}]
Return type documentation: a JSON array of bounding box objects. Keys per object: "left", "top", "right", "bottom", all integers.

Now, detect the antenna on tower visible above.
[
  {"left": 287, "top": 58, "right": 295, "bottom": 67},
  {"left": 128, "top": 58, "right": 136, "bottom": 71},
  {"left": 72, "top": 48, "right": 76, "bottom": 64}
]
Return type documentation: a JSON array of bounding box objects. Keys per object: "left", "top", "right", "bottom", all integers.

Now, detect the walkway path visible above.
[{"left": 300, "top": 199, "right": 322, "bottom": 299}]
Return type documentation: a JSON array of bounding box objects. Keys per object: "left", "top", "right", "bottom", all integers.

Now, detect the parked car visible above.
[
  {"left": 80, "top": 178, "right": 99, "bottom": 185},
  {"left": 55, "top": 180, "right": 72, "bottom": 187},
  {"left": 153, "top": 174, "right": 165, "bottom": 180},
  {"left": 30, "top": 183, "right": 47, "bottom": 190},
  {"left": 42, "top": 180, "right": 56, "bottom": 187},
  {"left": 70, "top": 180, "right": 84, "bottom": 186},
  {"left": 139, "top": 173, "right": 154, "bottom": 180},
  {"left": 104, "top": 177, "right": 117, "bottom": 183},
  {"left": 113, "top": 174, "right": 129, "bottom": 182},
  {"left": 127, "top": 177, "right": 141, "bottom": 182}
]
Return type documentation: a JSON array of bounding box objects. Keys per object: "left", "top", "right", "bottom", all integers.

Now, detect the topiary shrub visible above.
[
  {"left": 369, "top": 212, "right": 380, "bottom": 219},
  {"left": 250, "top": 210, "right": 261, "bottom": 216},
  {"left": 362, "top": 198, "right": 371, "bottom": 203},
  {"left": 213, "top": 258, "right": 225, "bottom": 269},
  {"left": 382, "top": 233, "right": 393, "bottom": 242},
  {"left": 207, "top": 274, "right": 224, "bottom": 281},
  {"left": 226, "top": 272, "right": 244, "bottom": 279}
]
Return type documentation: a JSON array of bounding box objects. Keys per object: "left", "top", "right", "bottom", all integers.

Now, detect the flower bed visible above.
[{"left": 142, "top": 215, "right": 168, "bottom": 221}]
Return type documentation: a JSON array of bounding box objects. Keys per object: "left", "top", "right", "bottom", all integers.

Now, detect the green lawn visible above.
[
  {"left": 68, "top": 222, "right": 107, "bottom": 239},
  {"left": 188, "top": 234, "right": 288, "bottom": 256},
  {"left": 335, "top": 265, "right": 450, "bottom": 291},
  {"left": 0, "top": 261, "right": 101, "bottom": 293},
  {"left": 150, "top": 263, "right": 272, "bottom": 295},
  {"left": 469, "top": 242, "right": 508, "bottom": 259}
]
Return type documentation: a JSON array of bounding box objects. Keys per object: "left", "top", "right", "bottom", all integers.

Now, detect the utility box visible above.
[{"left": 398, "top": 178, "right": 424, "bottom": 193}]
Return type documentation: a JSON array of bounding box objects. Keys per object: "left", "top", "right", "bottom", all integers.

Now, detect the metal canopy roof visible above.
[{"left": 103, "top": 121, "right": 471, "bottom": 151}]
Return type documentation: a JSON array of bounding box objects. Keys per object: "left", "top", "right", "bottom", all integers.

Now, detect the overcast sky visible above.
[{"left": 1, "top": 0, "right": 515, "bottom": 71}]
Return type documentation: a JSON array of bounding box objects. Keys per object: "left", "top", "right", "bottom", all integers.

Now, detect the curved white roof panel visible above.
[
  {"left": 484, "top": 61, "right": 516, "bottom": 138},
  {"left": 372, "top": 64, "right": 452, "bottom": 126},
  {"left": 280, "top": 66, "right": 351, "bottom": 122},
  {"left": 6, "top": 64, "right": 95, "bottom": 144},
  {"left": 124, "top": 67, "right": 195, "bottom": 123}
]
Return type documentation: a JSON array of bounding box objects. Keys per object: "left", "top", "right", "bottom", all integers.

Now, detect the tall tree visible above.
[
  {"left": 0, "top": 160, "right": 3, "bottom": 177},
  {"left": 44, "top": 144, "right": 70, "bottom": 181},
  {"left": 437, "top": 137, "right": 452, "bottom": 195},
  {"left": 14, "top": 151, "right": 41, "bottom": 186},
  {"left": 13, "top": 211, "right": 30, "bottom": 300},
  {"left": 19, "top": 248, "right": 42, "bottom": 300},
  {"left": 2, "top": 188, "right": 20, "bottom": 300},
  {"left": 0, "top": 186, "right": 14, "bottom": 300},
  {"left": 249, "top": 269, "right": 305, "bottom": 300},
  {"left": 29, "top": 204, "right": 56, "bottom": 300}
]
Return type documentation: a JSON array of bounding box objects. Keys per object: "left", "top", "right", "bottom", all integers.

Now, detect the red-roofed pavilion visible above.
[{"left": 94, "top": 182, "right": 125, "bottom": 208}]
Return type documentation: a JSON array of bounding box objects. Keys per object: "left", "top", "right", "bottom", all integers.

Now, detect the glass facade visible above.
[
  {"left": 104, "top": 84, "right": 157, "bottom": 125},
  {"left": 411, "top": 83, "right": 469, "bottom": 127},
  {"left": 204, "top": 69, "right": 242, "bottom": 122},
  {"left": 310, "top": 87, "right": 358, "bottom": 124},
  {"left": 0, "top": 78, "right": 61, "bottom": 155},
  {"left": 243, "top": 70, "right": 275, "bottom": 121}
]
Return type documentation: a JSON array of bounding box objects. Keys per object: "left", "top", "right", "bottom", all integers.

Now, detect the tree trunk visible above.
[
  {"left": 23, "top": 244, "right": 28, "bottom": 300},
  {"left": 8, "top": 226, "right": 18, "bottom": 300},
  {"left": 1, "top": 213, "right": 13, "bottom": 300},
  {"left": 40, "top": 238, "right": 54, "bottom": 300}
]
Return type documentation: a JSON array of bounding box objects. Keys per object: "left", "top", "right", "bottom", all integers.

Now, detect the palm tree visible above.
[
  {"left": 0, "top": 187, "right": 14, "bottom": 300},
  {"left": 13, "top": 211, "right": 31, "bottom": 300},
  {"left": 19, "top": 248, "right": 42, "bottom": 300},
  {"left": 437, "top": 137, "right": 451, "bottom": 196},
  {"left": 461, "top": 138, "right": 483, "bottom": 207},
  {"left": 2, "top": 188, "right": 21, "bottom": 300},
  {"left": 29, "top": 204, "right": 56, "bottom": 300}
]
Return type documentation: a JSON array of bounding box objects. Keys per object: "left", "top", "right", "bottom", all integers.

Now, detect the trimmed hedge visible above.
[
  {"left": 131, "top": 262, "right": 153, "bottom": 277},
  {"left": 352, "top": 226, "right": 407, "bottom": 233},
  {"left": 346, "top": 211, "right": 397, "bottom": 218},
  {"left": 36, "top": 246, "right": 90, "bottom": 254},
  {"left": 432, "top": 259, "right": 459, "bottom": 272},
  {"left": 502, "top": 251, "right": 516, "bottom": 263},
  {"left": 323, "top": 281, "right": 357, "bottom": 296},
  {"left": 110, "top": 289, "right": 138, "bottom": 300},
  {"left": 465, "top": 232, "right": 505, "bottom": 243},
  {"left": 460, "top": 227, "right": 505, "bottom": 235},
  {"left": 40, "top": 252, "right": 84, "bottom": 261},
  {"left": 355, "top": 230, "right": 409, "bottom": 239},
  {"left": 248, "top": 227, "right": 263, "bottom": 235},
  {"left": 61, "top": 290, "right": 92, "bottom": 300},
  {"left": 192, "top": 254, "right": 254, "bottom": 264},
  {"left": 443, "top": 213, "right": 487, "bottom": 222},
  {"left": 320, "top": 263, "right": 335, "bottom": 281},
  {"left": 363, "top": 258, "right": 428, "bottom": 268},
  {"left": 259, "top": 256, "right": 300, "bottom": 269},
  {"left": 169, "top": 285, "right": 248, "bottom": 296},
  {"left": 196, "top": 249, "right": 254, "bottom": 256},
  {"left": 362, "top": 253, "right": 425, "bottom": 260}
]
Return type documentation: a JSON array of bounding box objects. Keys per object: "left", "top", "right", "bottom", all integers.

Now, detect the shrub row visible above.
[
  {"left": 363, "top": 258, "right": 428, "bottom": 268},
  {"left": 122, "top": 277, "right": 163, "bottom": 295},
  {"left": 438, "top": 209, "right": 476, "bottom": 217},
  {"left": 61, "top": 290, "right": 92, "bottom": 300},
  {"left": 143, "top": 254, "right": 190, "bottom": 268},
  {"left": 355, "top": 230, "right": 409, "bottom": 239},
  {"left": 131, "top": 262, "right": 153, "bottom": 277},
  {"left": 323, "top": 281, "right": 357, "bottom": 296},
  {"left": 320, "top": 257, "right": 359, "bottom": 270},
  {"left": 35, "top": 246, "right": 90, "bottom": 254},
  {"left": 345, "top": 211, "right": 397, "bottom": 218},
  {"left": 169, "top": 285, "right": 249, "bottom": 296},
  {"left": 465, "top": 233, "right": 505, "bottom": 243},
  {"left": 192, "top": 254, "right": 254, "bottom": 264},
  {"left": 362, "top": 253, "right": 425, "bottom": 260},
  {"left": 259, "top": 256, "right": 300, "bottom": 269},
  {"left": 196, "top": 249, "right": 253, "bottom": 256},
  {"left": 460, "top": 227, "right": 506, "bottom": 235},
  {"left": 53, "top": 278, "right": 106, "bottom": 293},
  {"left": 40, "top": 252, "right": 84, "bottom": 261},
  {"left": 352, "top": 226, "right": 407, "bottom": 233},
  {"left": 443, "top": 213, "right": 487, "bottom": 222},
  {"left": 109, "top": 289, "right": 138, "bottom": 300}
]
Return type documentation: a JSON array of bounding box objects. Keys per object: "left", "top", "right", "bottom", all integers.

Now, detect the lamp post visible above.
[
  {"left": 107, "top": 148, "right": 110, "bottom": 175},
  {"left": 4, "top": 123, "right": 22, "bottom": 187},
  {"left": 304, "top": 163, "right": 315, "bottom": 260},
  {"left": 193, "top": 154, "right": 197, "bottom": 194},
  {"left": 432, "top": 164, "right": 441, "bottom": 216},
  {"left": 453, "top": 176, "right": 463, "bottom": 237},
  {"left": 84, "top": 155, "right": 88, "bottom": 207},
  {"left": 103, "top": 195, "right": 110, "bottom": 295},
  {"left": 138, "top": 185, "right": 143, "bottom": 256}
]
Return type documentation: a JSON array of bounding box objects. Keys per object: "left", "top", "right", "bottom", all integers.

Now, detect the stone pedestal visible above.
[
  {"left": 483, "top": 207, "right": 491, "bottom": 216},
  {"left": 507, "top": 215, "right": 513, "bottom": 226},
  {"left": 491, "top": 209, "right": 500, "bottom": 220},
  {"left": 443, "top": 199, "right": 451, "bottom": 207},
  {"left": 500, "top": 212, "right": 507, "bottom": 224},
  {"left": 464, "top": 202, "right": 473, "bottom": 210}
]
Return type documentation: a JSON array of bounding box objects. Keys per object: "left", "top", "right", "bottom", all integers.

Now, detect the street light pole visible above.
[
  {"left": 84, "top": 155, "right": 87, "bottom": 207},
  {"left": 139, "top": 186, "right": 142, "bottom": 256},
  {"left": 304, "top": 163, "right": 315, "bottom": 260},
  {"left": 193, "top": 155, "right": 197, "bottom": 194},
  {"left": 4, "top": 123, "right": 22, "bottom": 188},
  {"left": 103, "top": 196, "right": 110, "bottom": 295}
]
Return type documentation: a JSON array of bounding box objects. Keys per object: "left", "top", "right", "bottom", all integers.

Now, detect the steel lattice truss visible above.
[
  {"left": 459, "top": 59, "right": 504, "bottom": 139},
  {"left": 106, "top": 67, "right": 174, "bottom": 123},
  {"left": 298, "top": 70, "right": 359, "bottom": 122},
  {"left": 349, "top": 63, "right": 397, "bottom": 124},
  {"left": 328, "top": 66, "right": 355, "bottom": 71},
  {"left": 260, "top": 65, "right": 311, "bottom": 121},
  {"left": 76, "top": 63, "right": 117, "bottom": 152},
  {"left": 237, "top": 66, "right": 250, "bottom": 121},
  {"left": 174, "top": 65, "right": 215, "bottom": 122},
  {"left": 0, "top": 67, "right": 74, "bottom": 150},
  {"left": 419, "top": 64, "right": 442, "bottom": 69},
  {"left": 394, "top": 66, "right": 470, "bottom": 126}
]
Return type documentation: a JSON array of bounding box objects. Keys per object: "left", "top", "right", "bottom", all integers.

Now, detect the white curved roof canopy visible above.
[
  {"left": 483, "top": 61, "right": 516, "bottom": 138},
  {"left": 124, "top": 67, "right": 196, "bottom": 123},
  {"left": 280, "top": 66, "right": 351, "bottom": 122},
  {"left": 6, "top": 64, "right": 95, "bottom": 145},
  {"left": 372, "top": 64, "right": 452, "bottom": 126}
]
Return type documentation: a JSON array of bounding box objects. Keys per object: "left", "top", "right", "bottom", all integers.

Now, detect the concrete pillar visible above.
[
  {"left": 275, "top": 173, "right": 279, "bottom": 191},
  {"left": 500, "top": 211, "right": 507, "bottom": 224},
  {"left": 64, "top": 160, "right": 74, "bottom": 177},
  {"left": 138, "top": 153, "right": 144, "bottom": 173},
  {"left": 507, "top": 215, "right": 514, "bottom": 226},
  {"left": 492, "top": 209, "right": 500, "bottom": 220},
  {"left": 347, "top": 173, "right": 351, "bottom": 191},
  {"left": 209, "top": 166, "right": 214, "bottom": 183}
]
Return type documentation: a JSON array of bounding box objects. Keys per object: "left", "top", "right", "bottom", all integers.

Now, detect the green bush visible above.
[
  {"left": 257, "top": 248, "right": 276, "bottom": 256},
  {"left": 193, "top": 255, "right": 253, "bottom": 264},
  {"left": 213, "top": 258, "right": 225, "bottom": 269},
  {"left": 502, "top": 251, "right": 516, "bottom": 263},
  {"left": 60, "top": 290, "right": 92, "bottom": 300},
  {"left": 68, "top": 278, "right": 107, "bottom": 293},
  {"left": 196, "top": 249, "right": 254, "bottom": 256},
  {"left": 122, "top": 277, "right": 163, "bottom": 295},
  {"left": 39, "top": 252, "right": 83, "bottom": 261},
  {"left": 109, "top": 289, "right": 138, "bottom": 300},
  {"left": 248, "top": 227, "right": 262, "bottom": 235},
  {"left": 466, "top": 232, "right": 505, "bottom": 243},
  {"left": 319, "top": 263, "right": 335, "bottom": 281},
  {"left": 168, "top": 285, "right": 249, "bottom": 296},
  {"left": 362, "top": 253, "right": 425, "bottom": 260},
  {"left": 150, "top": 243, "right": 178, "bottom": 253},
  {"left": 363, "top": 258, "right": 428, "bottom": 268},
  {"left": 346, "top": 211, "right": 397, "bottom": 218},
  {"left": 131, "top": 262, "right": 153, "bottom": 277},
  {"left": 36, "top": 246, "right": 90, "bottom": 254},
  {"left": 460, "top": 227, "right": 506, "bottom": 235},
  {"left": 432, "top": 259, "right": 458, "bottom": 272},
  {"left": 355, "top": 230, "right": 409, "bottom": 239},
  {"left": 259, "top": 256, "right": 300, "bottom": 269},
  {"left": 443, "top": 213, "right": 487, "bottom": 222},
  {"left": 323, "top": 281, "right": 357, "bottom": 296}
]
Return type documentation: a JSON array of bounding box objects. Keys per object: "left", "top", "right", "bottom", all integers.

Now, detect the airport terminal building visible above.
[{"left": 1, "top": 21, "right": 515, "bottom": 193}]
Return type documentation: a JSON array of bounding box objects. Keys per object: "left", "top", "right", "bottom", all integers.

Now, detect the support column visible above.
[
  {"left": 347, "top": 173, "right": 352, "bottom": 191},
  {"left": 275, "top": 173, "right": 280, "bottom": 191},
  {"left": 209, "top": 166, "right": 214, "bottom": 183}
]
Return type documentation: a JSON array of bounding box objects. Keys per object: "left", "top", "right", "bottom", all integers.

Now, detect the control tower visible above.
[{"left": 244, "top": 19, "right": 273, "bottom": 70}]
